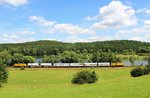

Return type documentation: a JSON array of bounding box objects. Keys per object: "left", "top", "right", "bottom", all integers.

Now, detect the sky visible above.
[{"left": 0, "top": 0, "right": 150, "bottom": 43}]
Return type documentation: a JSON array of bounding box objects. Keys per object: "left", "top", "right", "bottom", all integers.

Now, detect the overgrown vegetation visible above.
[
  {"left": 0, "top": 40, "right": 149, "bottom": 66},
  {"left": 71, "top": 70, "right": 98, "bottom": 84},
  {"left": 130, "top": 67, "right": 144, "bottom": 77},
  {"left": 0, "top": 59, "right": 8, "bottom": 87},
  {"left": 0, "top": 40, "right": 149, "bottom": 57},
  {"left": 131, "top": 55, "right": 150, "bottom": 77}
]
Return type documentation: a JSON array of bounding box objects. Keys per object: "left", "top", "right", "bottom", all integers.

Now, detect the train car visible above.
[
  {"left": 111, "top": 63, "right": 124, "bottom": 67},
  {"left": 40, "top": 63, "right": 52, "bottom": 67},
  {"left": 14, "top": 63, "right": 27, "bottom": 67},
  {"left": 54, "top": 63, "right": 70, "bottom": 67},
  {"left": 98, "top": 62, "right": 110, "bottom": 67},
  {"left": 70, "top": 63, "right": 83, "bottom": 67},
  {"left": 84, "top": 63, "right": 97, "bottom": 67},
  {"left": 28, "top": 63, "right": 39, "bottom": 67}
]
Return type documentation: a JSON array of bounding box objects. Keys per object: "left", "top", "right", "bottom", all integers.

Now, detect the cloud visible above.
[
  {"left": 117, "top": 20, "right": 150, "bottom": 35},
  {"left": 137, "top": 8, "right": 150, "bottom": 14},
  {"left": 29, "top": 16, "right": 95, "bottom": 35},
  {"left": 16, "top": 30, "right": 36, "bottom": 35},
  {"left": 87, "top": 1, "right": 138, "bottom": 29},
  {"left": 64, "top": 36, "right": 113, "bottom": 43},
  {"left": 29, "top": 16, "right": 56, "bottom": 27},
  {"left": 116, "top": 20, "right": 150, "bottom": 42},
  {"left": 0, "top": 0, "right": 28, "bottom": 7},
  {"left": 2, "top": 34, "right": 20, "bottom": 39},
  {"left": 0, "top": 34, "right": 35, "bottom": 43},
  {"left": 51, "top": 23, "right": 94, "bottom": 35},
  {"left": 128, "top": 35, "right": 150, "bottom": 42}
]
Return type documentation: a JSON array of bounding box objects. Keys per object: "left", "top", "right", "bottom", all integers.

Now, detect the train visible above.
[{"left": 13, "top": 62, "right": 124, "bottom": 67}]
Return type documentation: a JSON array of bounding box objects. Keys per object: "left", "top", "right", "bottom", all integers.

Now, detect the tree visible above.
[
  {"left": 145, "top": 55, "right": 150, "bottom": 71},
  {"left": 146, "top": 55, "right": 150, "bottom": 65},
  {"left": 11, "top": 53, "right": 35, "bottom": 65},
  {"left": 92, "top": 52, "right": 102, "bottom": 66},
  {"left": 80, "top": 53, "right": 92, "bottom": 64},
  {"left": 23, "top": 56, "right": 35, "bottom": 64},
  {"left": 109, "top": 53, "right": 121, "bottom": 63},
  {"left": 0, "top": 59, "right": 8, "bottom": 87},
  {"left": 129, "top": 56, "right": 135, "bottom": 66},
  {"left": 61, "top": 51, "right": 79, "bottom": 66},
  {"left": 0, "top": 51, "right": 12, "bottom": 66},
  {"left": 11, "top": 53, "right": 24, "bottom": 65},
  {"left": 42, "top": 55, "right": 60, "bottom": 66}
]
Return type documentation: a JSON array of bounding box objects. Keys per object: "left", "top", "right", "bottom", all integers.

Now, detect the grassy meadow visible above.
[{"left": 0, "top": 67, "right": 150, "bottom": 98}]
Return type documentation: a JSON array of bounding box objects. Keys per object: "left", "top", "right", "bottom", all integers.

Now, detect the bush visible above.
[
  {"left": 143, "top": 67, "right": 149, "bottom": 75},
  {"left": 0, "top": 61, "right": 8, "bottom": 87},
  {"left": 130, "top": 67, "right": 144, "bottom": 77},
  {"left": 71, "top": 70, "right": 98, "bottom": 84},
  {"left": 20, "top": 67, "right": 25, "bottom": 70},
  {"left": 145, "top": 65, "right": 150, "bottom": 72}
]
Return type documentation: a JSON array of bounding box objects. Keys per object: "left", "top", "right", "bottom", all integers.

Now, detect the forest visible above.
[
  {"left": 0, "top": 40, "right": 150, "bottom": 66},
  {"left": 0, "top": 40, "right": 150, "bottom": 57}
]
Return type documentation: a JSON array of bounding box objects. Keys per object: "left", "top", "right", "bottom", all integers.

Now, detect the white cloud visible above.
[
  {"left": 0, "top": 34, "right": 35, "bottom": 43},
  {"left": 2, "top": 34, "right": 20, "bottom": 39},
  {"left": 88, "top": 1, "right": 138, "bottom": 29},
  {"left": 64, "top": 36, "right": 113, "bottom": 43},
  {"left": 51, "top": 23, "right": 94, "bottom": 35},
  {"left": 137, "top": 8, "right": 150, "bottom": 14},
  {"left": 30, "top": 16, "right": 95, "bottom": 35},
  {"left": 29, "top": 16, "right": 56, "bottom": 27},
  {"left": 88, "top": 36, "right": 113, "bottom": 42},
  {"left": 128, "top": 35, "right": 150, "bottom": 42},
  {"left": 116, "top": 20, "right": 150, "bottom": 42},
  {"left": 0, "top": 0, "right": 28, "bottom": 7},
  {"left": 117, "top": 20, "right": 150, "bottom": 35},
  {"left": 16, "top": 30, "right": 36, "bottom": 35}
]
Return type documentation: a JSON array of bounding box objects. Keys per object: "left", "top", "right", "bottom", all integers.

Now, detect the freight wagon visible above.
[{"left": 13, "top": 62, "right": 124, "bottom": 67}]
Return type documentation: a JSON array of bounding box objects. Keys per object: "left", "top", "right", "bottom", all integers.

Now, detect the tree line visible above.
[
  {"left": 0, "top": 40, "right": 149, "bottom": 57},
  {"left": 0, "top": 50, "right": 121, "bottom": 66}
]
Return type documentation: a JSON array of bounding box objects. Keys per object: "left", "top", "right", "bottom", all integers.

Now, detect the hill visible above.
[{"left": 0, "top": 40, "right": 149, "bottom": 57}]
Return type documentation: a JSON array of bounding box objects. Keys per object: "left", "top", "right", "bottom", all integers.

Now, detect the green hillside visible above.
[{"left": 0, "top": 40, "right": 149, "bottom": 57}]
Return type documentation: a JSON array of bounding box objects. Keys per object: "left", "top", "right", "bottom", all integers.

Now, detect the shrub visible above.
[
  {"left": 0, "top": 61, "right": 8, "bottom": 87},
  {"left": 130, "top": 67, "right": 144, "bottom": 77},
  {"left": 145, "top": 65, "right": 150, "bottom": 72},
  {"left": 20, "top": 67, "right": 25, "bottom": 70},
  {"left": 71, "top": 70, "right": 98, "bottom": 84},
  {"left": 143, "top": 67, "right": 149, "bottom": 75}
]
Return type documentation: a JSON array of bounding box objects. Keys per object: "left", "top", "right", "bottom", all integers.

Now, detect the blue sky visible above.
[{"left": 0, "top": 0, "right": 150, "bottom": 43}]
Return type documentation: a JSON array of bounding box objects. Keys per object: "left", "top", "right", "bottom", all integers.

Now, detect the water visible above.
[
  {"left": 123, "top": 60, "right": 148, "bottom": 66},
  {"left": 35, "top": 58, "right": 42, "bottom": 63}
]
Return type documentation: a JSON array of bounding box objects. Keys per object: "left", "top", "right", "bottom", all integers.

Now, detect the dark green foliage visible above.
[
  {"left": 42, "top": 55, "right": 60, "bottom": 66},
  {"left": 143, "top": 67, "right": 149, "bottom": 75},
  {"left": 145, "top": 55, "right": 150, "bottom": 70},
  {"left": 130, "top": 67, "right": 144, "bottom": 77},
  {"left": 129, "top": 56, "right": 135, "bottom": 66},
  {"left": 20, "top": 67, "right": 25, "bottom": 70},
  {"left": 72, "top": 70, "right": 98, "bottom": 84},
  {"left": 0, "top": 59, "right": 8, "bottom": 87},
  {"left": 0, "top": 51, "right": 12, "bottom": 66},
  {"left": 61, "top": 51, "right": 80, "bottom": 64},
  {"left": 0, "top": 40, "right": 149, "bottom": 57},
  {"left": 11, "top": 53, "right": 35, "bottom": 65}
]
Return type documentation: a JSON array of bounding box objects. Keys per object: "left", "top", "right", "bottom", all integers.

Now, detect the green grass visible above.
[{"left": 0, "top": 68, "right": 150, "bottom": 98}]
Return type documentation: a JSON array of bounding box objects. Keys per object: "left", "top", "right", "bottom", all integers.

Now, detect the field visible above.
[{"left": 0, "top": 68, "right": 150, "bottom": 98}]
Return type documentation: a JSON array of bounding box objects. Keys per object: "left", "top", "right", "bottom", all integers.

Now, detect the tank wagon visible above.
[
  {"left": 13, "top": 62, "right": 124, "bottom": 67},
  {"left": 14, "top": 63, "right": 27, "bottom": 67}
]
